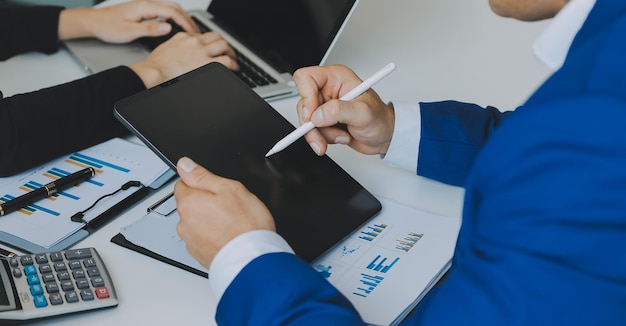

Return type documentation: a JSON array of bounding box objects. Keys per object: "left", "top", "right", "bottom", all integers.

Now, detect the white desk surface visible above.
[{"left": 0, "top": 0, "right": 552, "bottom": 324}]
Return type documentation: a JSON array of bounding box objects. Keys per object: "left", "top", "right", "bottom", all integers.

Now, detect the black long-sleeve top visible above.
[{"left": 0, "top": 4, "right": 146, "bottom": 177}]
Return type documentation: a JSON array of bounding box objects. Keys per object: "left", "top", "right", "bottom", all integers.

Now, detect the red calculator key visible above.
[{"left": 95, "top": 286, "right": 110, "bottom": 299}]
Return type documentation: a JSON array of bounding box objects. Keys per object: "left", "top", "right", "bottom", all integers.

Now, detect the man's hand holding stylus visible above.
[{"left": 293, "top": 65, "right": 396, "bottom": 156}]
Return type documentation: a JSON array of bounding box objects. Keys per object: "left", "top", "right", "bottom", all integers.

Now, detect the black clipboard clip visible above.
[
  {"left": 147, "top": 191, "right": 176, "bottom": 217},
  {"left": 70, "top": 181, "right": 146, "bottom": 228}
]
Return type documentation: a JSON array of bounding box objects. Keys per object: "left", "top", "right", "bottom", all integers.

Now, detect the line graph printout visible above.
[{"left": 0, "top": 138, "right": 169, "bottom": 248}]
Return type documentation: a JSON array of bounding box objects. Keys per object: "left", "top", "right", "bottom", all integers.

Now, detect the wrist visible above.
[
  {"left": 378, "top": 103, "right": 395, "bottom": 154},
  {"left": 128, "top": 61, "right": 163, "bottom": 89},
  {"left": 58, "top": 7, "right": 96, "bottom": 40},
  {"left": 209, "top": 230, "right": 293, "bottom": 300}
]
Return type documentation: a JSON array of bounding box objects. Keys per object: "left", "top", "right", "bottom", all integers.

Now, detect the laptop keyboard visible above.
[{"left": 137, "top": 18, "right": 277, "bottom": 88}]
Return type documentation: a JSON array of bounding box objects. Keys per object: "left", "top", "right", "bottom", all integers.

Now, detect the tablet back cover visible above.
[{"left": 114, "top": 62, "right": 381, "bottom": 262}]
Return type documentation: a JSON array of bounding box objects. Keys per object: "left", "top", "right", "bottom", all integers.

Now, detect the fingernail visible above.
[
  {"left": 159, "top": 23, "right": 172, "bottom": 33},
  {"left": 312, "top": 110, "right": 324, "bottom": 125},
  {"left": 178, "top": 157, "right": 197, "bottom": 173},
  {"left": 310, "top": 142, "right": 321, "bottom": 155},
  {"left": 335, "top": 136, "right": 349, "bottom": 144}
]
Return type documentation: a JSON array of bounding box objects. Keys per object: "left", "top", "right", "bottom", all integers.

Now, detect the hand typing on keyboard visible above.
[
  {"left": 129, "top": 26, "right": 239, "bottom": 88},
  {"left": 136, "top": 19, "right": 188, "bottom": 51},
  {"left": 137, "top": 17, "right": 277, "bottom": 89},
  {"left": 60, "top": 1, "right": 199, "bottom": 43}
]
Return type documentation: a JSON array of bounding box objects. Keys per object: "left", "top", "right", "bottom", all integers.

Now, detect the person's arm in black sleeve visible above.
[
  {"left": 0, "top": 66, "right": 146, "bottom": 177},
  {"left": 0, "top": 4, "right": 64, "bottom": 60}
]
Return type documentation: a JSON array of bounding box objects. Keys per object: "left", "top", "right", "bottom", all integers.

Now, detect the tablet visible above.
[{"left": 114, "top": 62, "right": 381, "bottom": 262}]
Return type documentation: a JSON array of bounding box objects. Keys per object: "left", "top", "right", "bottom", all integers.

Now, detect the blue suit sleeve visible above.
[
  {"left": 216, "top": 252, "right": 365, "bottom": 326},
  {"left": 417, "top": 100, "right": 513, "bottom": 186},
  {"left": 407, "top": 95, "right": 626, "bottom": 324}
]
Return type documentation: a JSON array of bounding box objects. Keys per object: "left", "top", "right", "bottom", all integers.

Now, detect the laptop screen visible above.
[{"left": 208, "top": 0, "right": 358, "bottom": 74}]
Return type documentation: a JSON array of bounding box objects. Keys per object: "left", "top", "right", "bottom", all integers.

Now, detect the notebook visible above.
[
  {"left": 64, "top": 0, "right": 359, "bottom": 101},
  {"left": 113, "top": 62, "right": 382, "bottom": 262}
]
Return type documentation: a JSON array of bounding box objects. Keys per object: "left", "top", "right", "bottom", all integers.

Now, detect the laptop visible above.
[
  {"left": 113, "top": 62, "right": 382, "bottom": 262},
  {"left": 64, "top": 0, "right": 360, "bottom": 101}
]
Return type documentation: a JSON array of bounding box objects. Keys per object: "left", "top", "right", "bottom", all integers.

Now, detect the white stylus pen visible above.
[{"left": 265, "top": 63, "right": 396, "bottom": 157}]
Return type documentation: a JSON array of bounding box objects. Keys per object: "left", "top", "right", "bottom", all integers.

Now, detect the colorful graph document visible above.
[
  {"left": 312, "top": 197, "right": 461, "bottom": 326},
  {"left": 0, "top": 138, "right": 170, "bottom": 250},
  {"left": 117, "top": 195, "right": 460, "bottom": 325}
]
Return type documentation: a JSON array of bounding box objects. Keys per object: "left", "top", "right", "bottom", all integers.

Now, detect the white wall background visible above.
[{"left": 326, "top": 0, "right": 553, "bottom": 110}]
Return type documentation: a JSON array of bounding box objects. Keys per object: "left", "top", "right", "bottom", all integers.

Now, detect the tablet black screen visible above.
[{"left": 114, "top": 63, "right": 381, "bottom": 262}]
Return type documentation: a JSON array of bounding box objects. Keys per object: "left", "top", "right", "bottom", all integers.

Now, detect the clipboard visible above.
[
  {"left": 1, "top": 185, "right": 151, "bottom": 253},
  {"left": 110, "top": 233, "right": 207, "bottom": 278},
  {"left": 0, "top": 138, "right": 174, "bottom": 253},
  {"left": 111, "top": 192, "right": 208, "bottom": 278}
]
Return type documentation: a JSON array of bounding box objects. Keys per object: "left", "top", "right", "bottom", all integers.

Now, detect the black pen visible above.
[
  {"left": 0, "top": 247, "right": 17, "bottom": 258},
  {"left": 0, "top": 167, "right": 95, "bottom": 216}
]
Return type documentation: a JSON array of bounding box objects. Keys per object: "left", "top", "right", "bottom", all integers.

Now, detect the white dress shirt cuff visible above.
[
  {"left": 208, "top": 230, "right": 294, "bottom": 300},
  {"left": 382, "top": 101, "right": 421, "bottom": 172}
]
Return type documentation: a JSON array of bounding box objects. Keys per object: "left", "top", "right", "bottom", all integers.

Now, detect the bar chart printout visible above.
[
  {"left": 367, "top": 255, "right": 400, "bottom": 273},
  {"left": 353, "top": 273, "right": 384, "bottom": 298},
  {"left": 0, "top": 138, "right": 169, "bottom": 249},
  {"left": 310, "top": 197, "right": 461, "bottom": 326},
  {"left": 396, "top": 232, "right": 423, "bottom": 252},
  {"left": 359, "top": 223, "right": 387, "bottom": 241}
]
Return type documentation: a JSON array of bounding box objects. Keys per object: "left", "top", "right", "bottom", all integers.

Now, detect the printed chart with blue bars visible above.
[
  {"left": 310, "top": 197, "right": 460, "bottom": 326},
  {"left": 0, "top": 152, "right": 129, "bottom": 217},
  {"left": 313, "top": 218, "right": 426, "bottom": 299},
  {"left": 354, "top": 273, "right": 384, "bottom": 298},
  {"left": 0, "top": 138, "right": 167, "bottom": 249}
]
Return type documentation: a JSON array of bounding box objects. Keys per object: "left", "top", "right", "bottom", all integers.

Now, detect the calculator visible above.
[{"left": 0, "top": 248, "right": 117, "bottom": 321}]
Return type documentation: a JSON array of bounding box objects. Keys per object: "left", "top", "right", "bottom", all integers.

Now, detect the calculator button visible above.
[
  {"left": 65, "top": 249, "right": 92, "bottom": 260},
  {"left": 65, "top": 291, "right": 79, "bottom": 303},
  {"left": 76, "top": 279, "right": 90, "bottom": 289},
  {"left": 9, "top": 257, "right": 18, "bottom": 267},
  {"left": 72, "top": 270, "right": 86, "bottom": 279},
  {"left": 39, "top": 264, "right": 52, "bottom": 273},
  {"left": 57, "top": 271, "right": 71, "bottom": 281},
  {"left": 60, "top": 281, "right": 74, "bottom": 291},
  {"left": 69, "top": 261, "right": 82, "bottom": 270},
  {"left": 54, "top": 262, "right": 67, "bottom": 271},
  {"left": 45, "top": 283, "right": 60, "bottom": 293},
  {"left": 83, "top": 258, "right": 97, "bottom": 268},
  {"left": 91, "top": 277, "right": 105, "bottom": 287},
  {"left": 20, "top": 256, "right": 34, "bottom": 265},
  {"left": 35, "top": 254, "right": 48, "bottom": 264},
  {"left": 49, "top": 293, "right": 63, "bottom": 305},
  {"left": 86, "top": 267, "right": 100, "bottom": 277},
  {"left": 24, "top": 265, "right": 37, "bottom": 275},
  {"left": 33, "top": 295, "right": 48, "bottom": 308},
  {"left": 30, "top": 284, "right": 44, "bottom": 296},
  {"left": 80, "top": 289, "right": 94, "bottom": 301},
  {"left": 27, "top": 274, "right": 40, "bottom": 285},
  {"left": 42, "top": 273, "right": 56, "bottom": 283},
  {"left": 12, "top": 268, "right": 22, "bottom": 278},
  {"left": 49, "top": 252, "right": 64, "bottom": 262},
  {"left": 95, "top": 286, "right": 110, "bottom": 299}
]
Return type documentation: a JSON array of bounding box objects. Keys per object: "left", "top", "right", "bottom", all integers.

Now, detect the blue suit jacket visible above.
[{"left": 216, "top": 1, "right": 626, "bottom": 324}]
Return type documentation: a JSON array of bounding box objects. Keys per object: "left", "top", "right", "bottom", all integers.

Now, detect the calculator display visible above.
[{"left": 0, "top": 260, "right": 17, "bottom": 312}]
